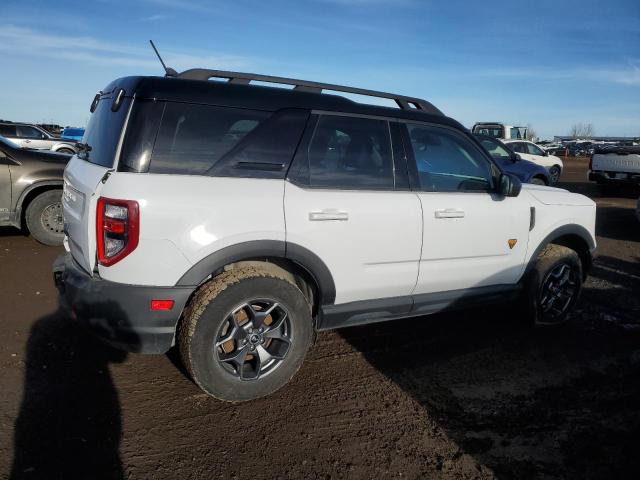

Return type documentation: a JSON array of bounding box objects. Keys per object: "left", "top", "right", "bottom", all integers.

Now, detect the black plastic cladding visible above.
[{"left": 106, "top": 76, "right": 463, "bottom": 130}]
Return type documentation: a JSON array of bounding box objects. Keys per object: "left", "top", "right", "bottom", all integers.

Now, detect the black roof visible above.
[{"left": 102, "top": 74, "right": 464, "bottom": 131}]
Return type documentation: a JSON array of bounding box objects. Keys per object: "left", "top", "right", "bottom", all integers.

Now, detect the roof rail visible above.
[{"left": 175, "top": 68, "right": 443, "bottom": 116}]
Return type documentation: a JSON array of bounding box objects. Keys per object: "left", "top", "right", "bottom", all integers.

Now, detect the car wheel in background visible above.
[
  {"left": 25, "top": 190, "right": 65, "bottom": 246},
  {"left": 548, "top": 165, "right": 561, "bottom": 184},
  {"left": 530, "top": 177, "right": 547, "bottom": 186}
]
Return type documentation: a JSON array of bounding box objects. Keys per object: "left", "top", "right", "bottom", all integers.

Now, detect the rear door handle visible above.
[
  {"left": 309, "top": 210, "right": 349, "bottom": 221},
  {"left": 435, "top": 209, "right": 465, "bottom": 219}
]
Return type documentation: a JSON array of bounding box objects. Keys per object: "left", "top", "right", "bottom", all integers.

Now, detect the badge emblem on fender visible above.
[{"left": 508, "top": 239, "right": 517, "bottom": 249}]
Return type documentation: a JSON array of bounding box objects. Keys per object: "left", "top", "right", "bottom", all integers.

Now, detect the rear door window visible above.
[
  {"left": 305, "top": 115, "right": 394, "bottom": 190},
  {"left": 509, "top": 142, "right": 527, "bottom": 154},
  {"left": 0, "top": 125, "right": 17, "bottom": 137}
]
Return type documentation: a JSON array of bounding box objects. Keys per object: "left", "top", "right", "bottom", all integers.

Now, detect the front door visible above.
[
  {"left": 401, "top": 122, "right": 531, "bottom": 296},
  {"left": 284, "top": 114, "right": 422, "bottom": 306},
  {"left": 15, "top": 125, "right": 51, "bottom": 150}
]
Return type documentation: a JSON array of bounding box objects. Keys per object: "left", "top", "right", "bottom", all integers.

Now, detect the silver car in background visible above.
[{"left": 0, "top": 122, "right": 78, "bottom": 154}]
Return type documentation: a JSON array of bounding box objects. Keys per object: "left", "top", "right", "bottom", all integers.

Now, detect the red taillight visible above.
[
  {"left": 150, "top": 299, "right": 174, "bottom": 311},
  {"left": 96, "top": 197, "right": 139, "bottom": 266}
]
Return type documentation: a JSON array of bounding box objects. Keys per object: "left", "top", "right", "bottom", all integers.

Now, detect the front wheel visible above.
[
  {"left": 530, "top": 176, "right": 547, "bottom": 186},
  {"left": 548, "top": 165, "right": 562, "bottom": 184},
  {"left": 25, "top": 190, "right": 64, "bottom": 246},
  {"left": 520, "top": 244, "right": 582, "bottom": 326},
  {"left": 178, "top": 266, "right": 313, "bottom": 402}
]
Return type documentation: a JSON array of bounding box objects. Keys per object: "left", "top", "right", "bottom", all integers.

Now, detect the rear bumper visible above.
[
  {"left": 589, "top": 170, "right": 640, "bottom": 184},
  {"left": 53, "top": 253, "right": 194, "bottom": 354}
]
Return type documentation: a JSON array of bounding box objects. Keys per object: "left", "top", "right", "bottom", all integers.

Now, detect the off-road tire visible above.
[
  {"left": 519, "top": 244, "right": 582, "bottom": 327},
  {"left": 178, "top": 266, "right": 313, "bottom": 402},
  {"left": 25, "top": 190, "right": 64, "bottom": 246}
]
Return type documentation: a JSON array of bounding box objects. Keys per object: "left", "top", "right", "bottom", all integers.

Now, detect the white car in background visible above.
[{"left": 504, "top": 140, "right": 564, "bottom": 184}]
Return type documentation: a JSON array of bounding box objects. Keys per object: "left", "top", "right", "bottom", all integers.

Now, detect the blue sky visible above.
[{"left": 0, "top": 0, "right": 638, "bottom": 138}]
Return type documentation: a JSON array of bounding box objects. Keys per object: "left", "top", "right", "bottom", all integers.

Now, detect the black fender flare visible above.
[
  {"left": 12, "top": 180, "right": 63, "bottom": 226},
  {"left": 176, "top": 240, "right": 337, "bottom": 305},
  {"left": 524, "top": 224, "right": 596, "bottom": 278}
]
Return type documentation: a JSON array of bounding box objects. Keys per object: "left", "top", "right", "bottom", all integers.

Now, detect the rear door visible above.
[
  {"left": 285, "top": 114, "right": 422, "bottom": 306},
  {"left": 62, "top": 91, "right": 131, "bottom": 273}
]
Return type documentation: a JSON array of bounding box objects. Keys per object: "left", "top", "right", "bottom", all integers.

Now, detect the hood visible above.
[
  {"left": 522, "top": 184, "right": 595, "bottom": 207},
  {"left": 15, "top": 147, "right": 71, "bottom": 165}
]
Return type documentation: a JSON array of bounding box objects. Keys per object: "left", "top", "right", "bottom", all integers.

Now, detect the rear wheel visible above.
[
  {"left": 179, "top": 266, "right": 313, "bottom": 402},
  {"left": 520, "top": 244, "right": 582, "bottom": 326},
  {"left": 25, "top": 190, "right": 64, "bottom": 246}
]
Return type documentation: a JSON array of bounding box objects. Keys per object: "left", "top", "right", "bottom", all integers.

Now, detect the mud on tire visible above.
[
  {"left": 519, "top": 244, "right": 583, "bottom": 326},
  {"left": 178, "top": 266, "right": 313, "bottom": 402}
]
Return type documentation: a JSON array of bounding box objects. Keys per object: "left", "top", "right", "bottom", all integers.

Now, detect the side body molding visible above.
[{"left": 176, "top": 240, "right": 337, "bottom": 305}]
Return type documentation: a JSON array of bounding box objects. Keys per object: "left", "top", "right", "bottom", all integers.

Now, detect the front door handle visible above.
[
  {"left": 435, "top": 209, "right": 465, "bottom": 219},
  {"left": 309, "top": 210, "right": 349, "bottom": 221}
]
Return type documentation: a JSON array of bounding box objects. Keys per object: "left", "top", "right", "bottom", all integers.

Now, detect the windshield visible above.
[
  {"left": 479, "top": 137, "right": 512, "bottom": 160},
  {"left": 0, "top": 135, "right": 20, "bottom": 149},
  {"left": 78, "top": 94, "right": 131, "bottom": 168}
]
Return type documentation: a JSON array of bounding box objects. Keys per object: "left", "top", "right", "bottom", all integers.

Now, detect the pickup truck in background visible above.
[{"left": 589, "top": 146, "right": 640, "bottom": 190}]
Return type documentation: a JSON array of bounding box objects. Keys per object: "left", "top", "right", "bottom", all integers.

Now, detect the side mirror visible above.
[
  {"left": 499, "top": 173, "right": 522, "bottom": 197},
  {"left": 512, "top": 153, "right": 521, "bottom": 162},
  {"left": 542, "top": 150, "right": 548, "bottom": 157}
]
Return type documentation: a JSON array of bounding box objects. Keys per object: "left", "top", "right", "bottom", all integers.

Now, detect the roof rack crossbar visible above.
[{"left": 176, "top": 68, "right": 443, "bottom": 115}]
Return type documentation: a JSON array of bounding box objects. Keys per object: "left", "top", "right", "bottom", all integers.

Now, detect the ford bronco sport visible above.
[{"left": 53, "top": 69, "right": 596, "bottom": 401}]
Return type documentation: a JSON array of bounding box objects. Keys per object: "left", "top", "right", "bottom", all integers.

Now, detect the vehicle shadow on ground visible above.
[
  {"left": 557, "top": 180, "right": 640, "bottom": 200},
  {"left": 594, "top": 207, "right": 640, "bottom": 243},
  {"left": 0, "top": 226, "right": 26, "bottom": 238},
  {"left": 340, "top": 285, "right": 640, "bottom": 478},
  {"left": 10, "top": 310, "right": 129, "bottom": 480}
]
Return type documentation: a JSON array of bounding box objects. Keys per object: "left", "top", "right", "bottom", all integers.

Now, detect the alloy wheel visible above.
[
  {"left": 214, "top": 300, "right": 292, "bottom": 381},
  {"left": 539, "top": 263, "right": 578, "bottom": 321}
]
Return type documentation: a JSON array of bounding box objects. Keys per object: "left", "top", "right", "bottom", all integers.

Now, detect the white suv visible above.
[
  {"left": 504, "top": 139, "right": 564, "bottom": 184},
  {"left": 53, "top": 70, "right": 597, "bottom": 401}
]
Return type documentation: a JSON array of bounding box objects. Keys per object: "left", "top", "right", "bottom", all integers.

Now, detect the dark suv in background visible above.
[{"left": 0, "top": 135, "right": 69, "bottom": 245}]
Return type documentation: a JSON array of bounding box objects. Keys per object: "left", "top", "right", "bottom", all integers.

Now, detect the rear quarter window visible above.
[{"left": 147, "top": 103, "right": 308, "bottom": 178}]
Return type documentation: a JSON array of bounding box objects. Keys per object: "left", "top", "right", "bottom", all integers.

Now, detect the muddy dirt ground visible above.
[{"left": 1, "top": 158, "right": 639, "bottom": 480}]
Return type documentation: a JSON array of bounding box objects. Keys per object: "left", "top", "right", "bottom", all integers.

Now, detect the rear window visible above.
[{"left": 79, "top": 94, "right": 131, "bottom": 168}]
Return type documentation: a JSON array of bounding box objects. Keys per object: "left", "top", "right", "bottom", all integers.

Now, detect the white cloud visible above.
[{"left": 0, "top": 24, "right": 251, "bottom": 71}]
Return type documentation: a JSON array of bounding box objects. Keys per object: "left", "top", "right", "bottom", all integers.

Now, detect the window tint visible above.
[
  {"left": 0, "top": 124, "right": 17, "bottom": 137},
  {"left": 80, "top": 94, "right": 131, "bottom": 168},
  {"left": 150, "top": 103, "right": 270, "bottom": 175},
  {"left": 407, "top": 124, "right": 494, "bottom": 192},
  {"left": 307, "top": 115, "right": 394, "bottom": 189},
  {"left": 526, "top": 142, "right": 544, "bottom": 156},
  {"left": 479, "top": 138, "right": 512, "bottom": 160},
  {"left": 17, "top": 125, "right": 44, "bottom": 139},
  {"left": 508, "top": 142, "right": 526, "bottom": 154},
  {"left": 473, "top": 125, "right": 504, "bottom": 138}
]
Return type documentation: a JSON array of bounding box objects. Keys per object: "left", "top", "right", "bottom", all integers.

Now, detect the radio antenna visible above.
[{"left": 149, "top": 40, "right": 177, "bottom": 77}]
